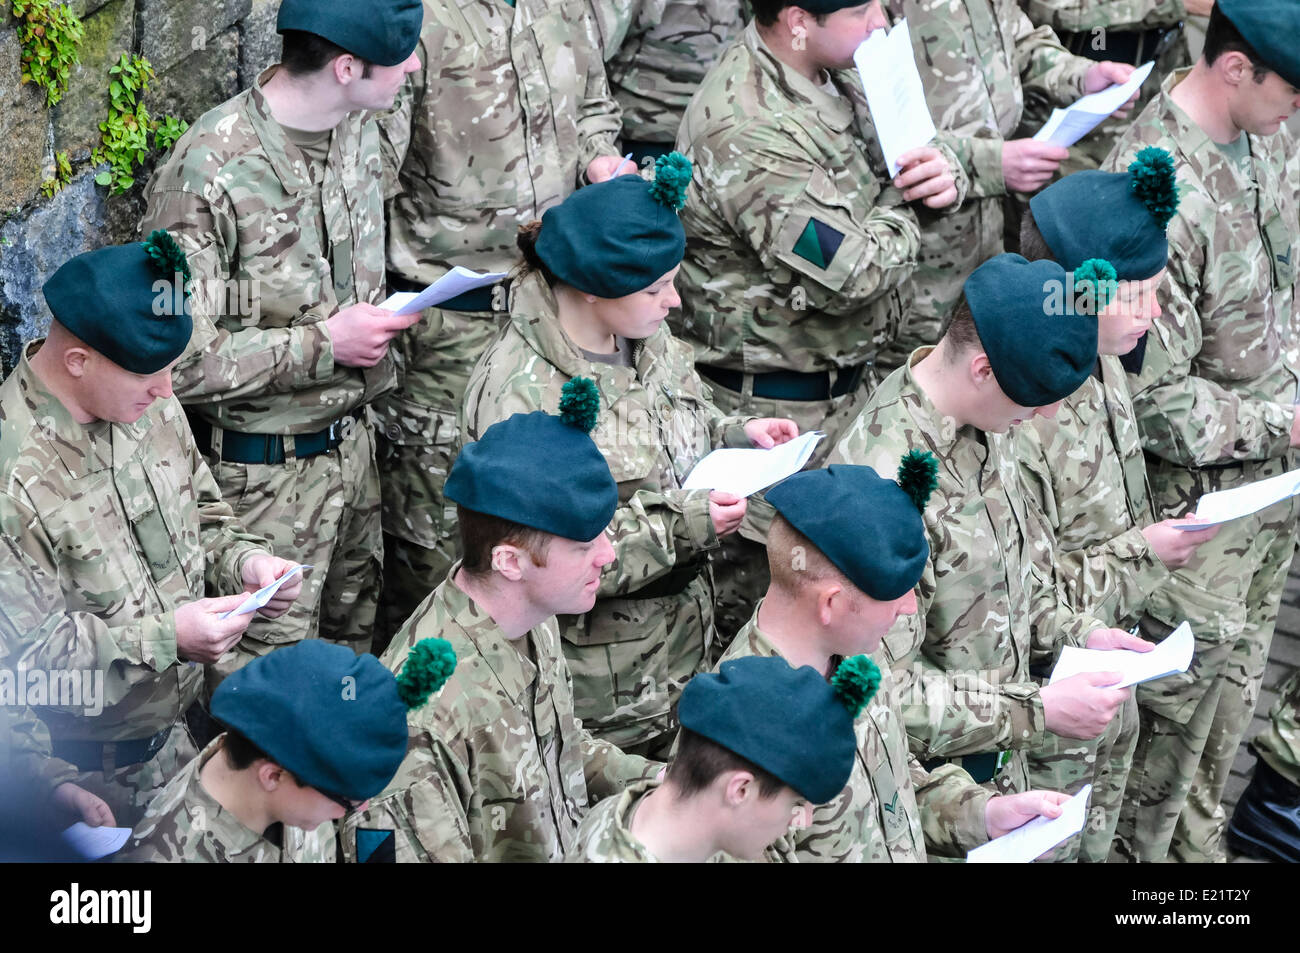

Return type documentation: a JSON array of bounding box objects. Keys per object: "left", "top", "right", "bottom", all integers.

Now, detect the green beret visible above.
[
  {"left": 680, "top": 655, "right": 880, "bottom": 804},
  {"left": 782, "top": 1, "right": 867, "bottom": 12},
  {"left": 1030, "top": 147, "right": 1179, "bottom": 280},
  {"left": 536, "top": 153, "right": 691, "bottom": 300},
  {"left": 41, "top": 232, "right": 193, "bottom": 375},
  {"left": 212, "top": 639, "right": 455, "bottom": 801},
  {"left": 1219, "top": 0, "right": 1300, "bottom": 89},
  {"left": 277, "top": 0, "right": 423, "bottom": 67},
  {"left": 445, "top": 380, "right": 618, "bottom": 541},
  {"left": 767, "top": 461, "right": 932, "bottom": 601},
  {"left": 964, "top": 254, "right": 1098, "bottom": 407}
]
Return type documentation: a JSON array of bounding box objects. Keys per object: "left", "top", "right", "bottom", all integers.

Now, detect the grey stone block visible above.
[
  {"left": 144, "top": 27, "right": 239, "bottom": 129},
  {"left": 51, "top": 0, "right": 137, "bottom": 160},
  {"left": 238, "top": 0, "right": 281, "bottom": 89},
  {"left": 137, "top": 0, "right": 251, "bottom": 73},
  {"left": 0, "top": 28, "right": 53, "bottom": 210}
]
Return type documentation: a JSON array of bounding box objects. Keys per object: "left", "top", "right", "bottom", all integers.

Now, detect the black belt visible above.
[
  {"left": 51, "top": 726, "right": 172, "bottom": 773},
  {"left": 697, "top": 363, "right": 866, "bottom": 402},
  {"left": 625, "top": 557, "right": 708, "bottom": 600},
  {"left": 923, "top": 751, "right": 1002, "bottom": 785},
  {"left": 1060, "top": 22, "right": 1183, "bottom": 65},
  {"left": 190, "top": 414, "right": 346, "bottom": 465},
  {"left": 387, "top": 271, "right": 500, "bottom": 313}
]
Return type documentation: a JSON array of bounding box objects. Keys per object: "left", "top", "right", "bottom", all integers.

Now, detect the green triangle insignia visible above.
[{"left": 792, "top": 218, "right": 827, "bottom": 269}]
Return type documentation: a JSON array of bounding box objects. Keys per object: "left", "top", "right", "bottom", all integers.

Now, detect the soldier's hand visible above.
[
  {"left": 325, "top": 303, "right": 421, "bottom": 368},
  {"left": 1001, "top": 139, "right": 1069, "bottom": 193},
  {"left": 985, "top": 790, "right": 1069, "bottom": 840},
  {"left": 893, "top": 146, "right": 960, "bottom": 209},
  {"left": 1040, "top": 671, "right": 1130, "bottom": 739},
  {"left": 585, "top": 154, "right": 626, "bottom": 183},
  {"left": 175, "top": 595, "right": 254, "bottom": 665},
  {"left": 241, "top": 555, "right": 305, "bottom": 618},
  {"left": 1084, "top": 627, "right": 1155, "bottom": 652},
  {"left": 744, "top": 418, "right": 799, "bottom": 448},
  {"left": 1084, "top": 62, "right": 1140, "bottom": 118},
  {"left": 1142, "top": 516, "right": 1221, "bottom": 568},
  {"left": 709, "top": 490, "right": 747, "bottom": 537},
  {"left": 53, "top": 782, "right": 117, "bottom": 828}
]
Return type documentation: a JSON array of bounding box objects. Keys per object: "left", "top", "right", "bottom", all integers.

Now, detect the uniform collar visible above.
[
  {"left": 747, "top": 22, "right": 855, "bottom": 134},
  {"left": 186, "top": 737, "right": 283, "bottom": 860},
  {"left": 1155, "top": 68, "right": 1259, "bottom": 206},
  {"left": 247, "top": 67, "right": 353, "bottom": 196},
  {"left": 15, "top": 341, "right": 114, "bottom": 477},
  {"left": 437, "top": 564, "right": 541, "bottom": 708}
]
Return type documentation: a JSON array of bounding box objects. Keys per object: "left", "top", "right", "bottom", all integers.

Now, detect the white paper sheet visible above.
[
  {"left": 853, "top": 20, "right": 936, "bottom": 177},
  {"left": 1033, "top": 61, "right": 1154, "bottom": 147},
  {"left": 380, "top": 266, "right": 507, "bottom": 316},
  {"left": 681, "top": 431, "right": 824, "bottom": 498},
  {"left": 967, "top": 785, "right": 1091, "bottom": 864},
  {"left": 1048, "top": 621, "right": 1193, "bottom": 689},
  {"left": 62, "top": 822, "right": 132, "bottom": 859},
  {"left": 1173, "top": 468, "right": 1300, "bottom": 530},
  {"left": 218, "top": 564, "right": 312, "bottom": 619}
]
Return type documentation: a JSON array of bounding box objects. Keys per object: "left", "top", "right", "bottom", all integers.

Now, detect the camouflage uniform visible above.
[
  {"left": 118, "top": 736, "right": 335, "bottom": 863},
  {"left": 341, "top": 569, "right": 656, "bottom": 862},
  {"left": 590, "top": 0, "right": 746, "bottom": 157},
  {"left": 374, "top": 0, "right": 621, "bottom": 633},
  {"left": 717, "top": 609, "right": 993, "bottom": 862},
  {"left": 567, "top": 776, "right": 738, "bottom": 862},
  {"left": 876, "top": 0, "right": 1093, "bottom": 370},
  {"left": 1015, "top": 355, "right": 1160, "bottom": 860},
  {"left": 2, "top": 705, "right": 78, "bottom": 800},
  {"left": 461, "top": 271, "right": 753, "bottom": 753},
  {"left": 142, "top": 67, "right": 390, "bottom": 670},
  {"left": 0, "top": 344, "right": 269, "bottom": 827},
  {"left": 829, "top": 350, "right": 1112, "bottom": 852},
  {"left": 1254, "top": 670, "right": 1300, "bottom": 787},
  {"left": 1102, "top": 72, "right": 1300, "bottom": 862},
  {"left": 674, "top": 20, "right": 939, "bottom": 642},
  {"left": 1018, "top": 0, "right": 1191, "bottom": 174}
]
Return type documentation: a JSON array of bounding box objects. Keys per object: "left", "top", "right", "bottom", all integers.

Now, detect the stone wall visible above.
[{"left": 0, "top": 0, "right": 281, "bottom": 374}]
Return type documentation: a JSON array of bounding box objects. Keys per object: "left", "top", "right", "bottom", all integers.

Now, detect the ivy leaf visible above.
[{"left": 94, "top": 171, "right": 112, "bottom": 186}]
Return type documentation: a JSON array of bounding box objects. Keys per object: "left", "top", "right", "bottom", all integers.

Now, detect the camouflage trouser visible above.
[
  {"left": 877, "top": 196, "right": 1004, "bottom": 375},
  {"left": 1253, "top": 669, "right": 1300, "bottom": 786},
  {"left": 1112, "top": 463, "right": 1300, "bottom": 862},
  {"left": 703, "top": 374, "right": 875, "bottom": 648},
  {"left": 206, "top": 415, "right": 383, "bottom": 690},
  {"left": 1026, "top": 694, "right": 1138, "bottom": 862},
  {"left": 66, "top": 722, "right": 197, "bottom": 830}
]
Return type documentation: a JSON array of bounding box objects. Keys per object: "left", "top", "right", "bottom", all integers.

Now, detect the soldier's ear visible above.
[
  {"left": 1217, "top": 50, "right": 1254, "bottom": 88},
  {"left": 816, "top": 581, "right": 844, "bottom": 629},
  {"left": 62, "top": 346, "right": 90, "bottom": 379},
  {"left": 723, "top": 771, "right": 756, "bottom": 808},
  {"left": 332, "top": 53, "right": 364, "bottom": 88},
  {"left": 490, "top": 544, "right": 525, "bottom": 582},
  {"left": 968, "top": 351, "right": 996, "bottom": 389}
]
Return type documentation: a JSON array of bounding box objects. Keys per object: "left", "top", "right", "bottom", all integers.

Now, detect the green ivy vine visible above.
[
  {"left": 9, "top": 0, "right": 85, "bottom": 107},
  {"left": 91, "top": 54, "right": 188, "bottom": 194}
]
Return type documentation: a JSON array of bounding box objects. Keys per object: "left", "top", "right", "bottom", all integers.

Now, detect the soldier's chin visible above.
[{"left": 566, "top": 591, "right": 600, "bottom": 616}]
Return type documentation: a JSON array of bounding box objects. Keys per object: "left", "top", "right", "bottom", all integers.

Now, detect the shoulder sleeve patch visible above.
[
  {"left": 791, "top": 217, "right": 846, "bottom": 270},
  {"left": 356, "top": 828, "right": 396, "bottom": 864}
]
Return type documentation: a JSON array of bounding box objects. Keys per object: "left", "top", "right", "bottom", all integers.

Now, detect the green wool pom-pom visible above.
[
  {"left": 832, "top": 655, "right": 881, "bottom": 719},
  {"left": 1074, "top": 257, "right": 1118, "bottom": 311},
  {"left": 896, "top": 449, "right": 938, "bottom": 514},
  {"left": 1128, "top": 146, "right": 1179, "bottom": 231},
  {"left": 559, "top": 376, "right": 601, "bottom": 434},
  {"left": 142, "top": 229, "right": 192, "bottom": 298},
  {"left": 395, "top": 638, "right": 457, "bottom": 710},
  {"left": 649, "top": 151, "right": 692, "bottom": 212}
]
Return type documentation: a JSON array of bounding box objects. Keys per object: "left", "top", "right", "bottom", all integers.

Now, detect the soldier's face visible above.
[
  {"left": 1229, "top": 70, "right": 1300, "bottom": 136},
  {"left": 973, "top": 383, "right": 1062, "bottom": 434},
  {"left": 347, "top": 51, "right": 421, "bottom": 112},
  {"left": 80, "top": 353, "right": 177, "bottom": 424},
  {"left": 805, "top": 2, "right": 887, "bottom": 71},
  {"left": 726, "top": 783, "right": 808, "bottom": 861},
  {"left": 1097, "top": 270, "right": 1164, "bottom": 356},
  {"left": 593, "top": 266, "right": 682, "bottom": 341},
  {"left": 838, "top": 585, "right": 916, "bottom": 655},
  {"left": 525, "top": 532, "right": 616, "bottom": 617}
]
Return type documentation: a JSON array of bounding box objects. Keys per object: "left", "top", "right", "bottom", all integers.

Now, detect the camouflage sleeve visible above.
[
  {"left": 576, "top": 4, "right": 624, "bottom": 179},
  {"left": 374, "top": 64, "right": 420, "bottom": 202},
  {"left": 1018, "top": 0, "right": 1187, "bottom": 33},
  {"left": 1015, "top": 425, "right": 1168, "bottom": 627},
  {"left": 1023, "top": 490, "right": 1109, "bottom": 658},
  {"left": 590, "top": 0, "right": 652, "bottom": 58},
  {"left": 598, "top": 488, "right": 719, "bottom": 598},
  {"left": 909, "top": 757, "right": 992, "bottom": 857},
  {"left": 579, "top": 729, "right": 660, "bottom": 800},
  {"left": 0, "top": 493, "right": 180, "bottom": 710},
  {"left": 934, "top": 130, "right": 1005, "bottom": 201},
  {"left": 141, "top": 183, "right": 336, "bottom": 405},
  {"left": 1004, "top": 0, "right": 1092, "bottom": 104},
  {"left": 1127, "top": 235, "right": 1296, "bottom": 466},
  {"left": 6, "top": 706, "right": 80, "bottom": 797}
]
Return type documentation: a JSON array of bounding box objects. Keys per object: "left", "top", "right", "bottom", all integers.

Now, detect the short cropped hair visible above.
[
  {"left": 749, "top": 1, "right": 832, "bottom": 28},
  {"left": 1203, "top": 6, "right": 1270, "bottom": 82},
  {"left": 766, "top": 514, "right": 852, "bottom": 596},
  {"left": 1018, "top": 208, "right": 1054, "bottom": 264},
  {"left": 457, "top": 505, "right": 552, "bottom": 576},
  {"left": 667, "top": 727, "right": 788, "bottom": 800},
  {"left": 939, "top": 293, "right": 983, "bottom": 355},
  {"left": 280, "top": 30, "right": 374, "bottom": 79}
]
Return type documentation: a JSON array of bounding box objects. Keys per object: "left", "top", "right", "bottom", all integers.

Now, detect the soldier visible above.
[
  {"left": 342, "top": 407, "right": 658, "bottom": 862},
  {"left": 1228, "top": 670, "right": 1300, "bottom": 862},
  {"left": 0, "top": 236, "right": 302, "bottom": 827},
  {"left": 2, "top": 705, "right": 115, "bottom": 829},
  {"left": 829, "top": 254, "right": 1152, "bottom": 862},
  {"left": 462, "top": 157, "right": 797, "bottom": 756},
  {"left": 373, "top": 0, "right": 628, "bottom": 640},
  {"left": 591, "top": 0, "right": 748, "bottom": 164},
  {"left": 1018, "top": 0, "right": 1208, "bottom": 176},
  {"left": 1015, "top": 156, "right": 1219, "bottom": 861},
  {"left": 570, "top": 654, "right": 868, "bottom": 863},
  {"left": 674, "top": 0, "right": 966, "bottom": 642},
  {"left": 119, "top": 639, "right": 451, "bottom": 862},
  {"left": 141, "top": 0, "right": 424, "bottom": 675},
  {"left": 719, "top": 463, "right": 1070, "bottom": 861},
  {"left": 876, "top": 0, "right": 1140, "bottom": 372},
  {"left": 1101, "top": 0, "right": 1300, "bottom": 862}
]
